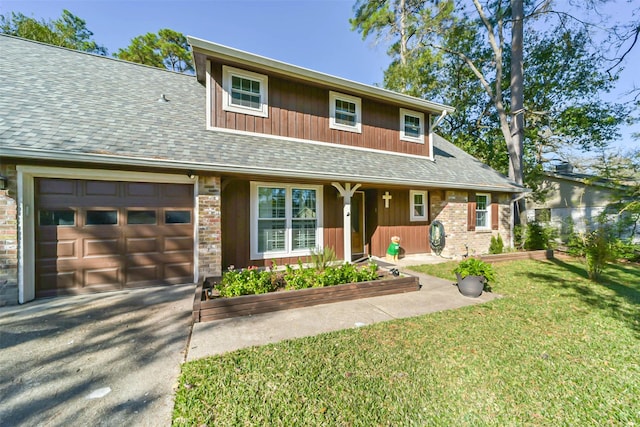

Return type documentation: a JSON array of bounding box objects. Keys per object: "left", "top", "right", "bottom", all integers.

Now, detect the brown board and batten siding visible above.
[
  {"left": 209, "top": 62, "right": 430, "bottom": 158},
  {"left": 366, "top": 189, "right": 431, "bottom": 258}
]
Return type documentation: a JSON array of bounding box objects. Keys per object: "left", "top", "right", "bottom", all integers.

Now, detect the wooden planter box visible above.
[
  {"left": 192, "top": 275, "right": 420, "bottom": 323},
  {"left": 479, "top": 249, "right": 554, "bottom": 263}
]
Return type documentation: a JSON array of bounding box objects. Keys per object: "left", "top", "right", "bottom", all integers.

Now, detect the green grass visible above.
[{"left": 173, "top": 259, "right": 640, "bottom": 426}]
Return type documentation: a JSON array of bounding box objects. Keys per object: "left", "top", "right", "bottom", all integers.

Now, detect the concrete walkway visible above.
[{"left": 0, "top": 254, "right": 497, "bottom": 426}]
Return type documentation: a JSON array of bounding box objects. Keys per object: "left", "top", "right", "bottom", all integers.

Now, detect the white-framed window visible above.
[
  {"left": 250, "top": 182, "right": 323, "bottom": 259},
  {"left": 329, "top": 91, "right": 362, "bottom": 133},
  {"left": 410, "top": 190, "right": 428, "bottom": 221},
  {"left": 475, "top": 193, "right": 491, "bottom": 229},
  {"left": 222, "top": 65, "right": 268, "bottom": 117},
  {"left": 400, "top": 108, "right": 425, "bottom": 143}
]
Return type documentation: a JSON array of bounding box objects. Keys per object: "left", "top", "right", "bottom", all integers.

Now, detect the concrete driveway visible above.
[{"left": 0, "top": 284, "right": 194, "bottom": 426}]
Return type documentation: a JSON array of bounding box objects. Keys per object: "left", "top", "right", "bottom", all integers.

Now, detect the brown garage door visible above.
[{"left": 35, "top": 178, "right": 194, "bottom": 297}]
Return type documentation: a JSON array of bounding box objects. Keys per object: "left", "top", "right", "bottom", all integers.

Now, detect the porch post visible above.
[{"left": 332, "top": 182, "right": 361, "bottom": 263}]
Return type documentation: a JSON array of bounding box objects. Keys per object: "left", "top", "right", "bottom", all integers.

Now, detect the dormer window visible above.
[
  {"left": 329, "top": 91, "right": 362, "bottom": 133},
  {"left": 222, "top": 65, "right": 268, "bottom": 117},
  {"left": 400, "top": 108, "right": 425, "bottom": 143}
]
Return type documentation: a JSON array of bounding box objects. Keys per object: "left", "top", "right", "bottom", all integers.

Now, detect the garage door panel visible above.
[
  {"left": 84, "top": 267, "right": 121, "bottom": 287},
  {"left": 38, "top": 240, "right": 77, "bottom": 259},
  {"left": 164, "top": 262, "right": 194, "bottom": 281},
  {"left": 164, "top": 236, "right": 193, "bottom": 251},
  {"left": 126, "top": 237, "right": 160, "bottom": 254},
  {"left": 37, "top": 269, "right": 78, "bottom": 297},
  {"left": 84, "top": 239, "right": 120, "bottom": 257},
  {"left": 85, "top": 181, "right": 119, "bottom": 196},
  {"left": 126, "top": 265, "right": 160, "bottom": 285},
  {"left": 35, "top": 178, "right": 194, "bottom": 296}
]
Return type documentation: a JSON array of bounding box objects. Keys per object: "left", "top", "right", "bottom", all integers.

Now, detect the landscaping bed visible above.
[{"left": 192, "top": 274, "right": 420, "bottom": 323}]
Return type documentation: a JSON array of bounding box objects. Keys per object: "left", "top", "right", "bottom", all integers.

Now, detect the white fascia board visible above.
[
  {"left": 188, "top": 36, "right": 455, "bottom": 115},
  {"left": 2, "top": 147, "right": 524, "bottom": 193}
]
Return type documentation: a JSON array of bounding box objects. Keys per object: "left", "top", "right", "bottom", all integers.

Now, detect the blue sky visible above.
[{"left": 2, "top": 0, "right": 638, "bottom": 152}]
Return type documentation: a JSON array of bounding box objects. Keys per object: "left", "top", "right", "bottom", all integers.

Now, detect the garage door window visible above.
[
  {"left": 127, "top": 210, "right": 157, "bottom": 225},
  {"left": 165, "top": 210, "right": 191, "bottom": 224},
  {"left": 86, "top": 210, "right": 118, "bottom": 225},
  {"left": 39, "top": 210, "right": 75, "bottom": 226}
]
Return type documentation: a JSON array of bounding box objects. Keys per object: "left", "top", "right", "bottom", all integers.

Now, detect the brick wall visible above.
[
  {"left": 431, "top": 190, "right": 512, "bottom": 259},
  {"left": 0, "top": 163, "right": 18, "bottom": 306},
  {"left": 197, "top": 176, "right": 222, "bottom": 280}
]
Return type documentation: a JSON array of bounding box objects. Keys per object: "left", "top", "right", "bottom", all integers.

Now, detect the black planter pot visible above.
[{"left": 455, "top": 273, "right": 485, "bottom": 298}]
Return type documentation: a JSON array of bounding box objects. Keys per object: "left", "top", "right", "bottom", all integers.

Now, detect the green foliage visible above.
[
  {"left": 489, "top": 234, "right": 504, "bottom": 254},
  {"left": 310, "top": 246, "right": 337, "bottom": 272},
  {"left": 523, "top": 221, "right": 557, "bottom": 250},
  {"left": 513, "top": 224, "right": 524, "bottom": 249},
  {"left": 216, "top": 261, "right": 379, "bottom": 297},
  {"left": 452, "top": 258, "right": 496, "bottom": 284},
  {"left": 610, "top": 239, "right": 640, "bottom": 263},
  {"left": 583, "top": 227, "right": 612, "bottom": 281},
  {"left": 0, "top": 9, "right": 107, "bottom": 54},
  {"left": 114, "top": 28, "right": 193, "bottom": 73}
]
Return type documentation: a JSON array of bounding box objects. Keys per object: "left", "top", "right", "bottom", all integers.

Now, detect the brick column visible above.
[
  {"left": 0, "top": 164, "right": 18, "bottom": 306},
  {"left": 197, "top": 176, "right": 222, "bottom": 281}
]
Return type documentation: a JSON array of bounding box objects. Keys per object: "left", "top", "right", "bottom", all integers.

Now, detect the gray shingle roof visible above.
[{"left": 0, "top": 35, "right": 523, "bottom": 193}]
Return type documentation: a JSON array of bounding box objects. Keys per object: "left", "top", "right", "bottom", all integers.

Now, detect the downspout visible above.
[
  {"left": 510, "top": 191, "right": 527, "bottom": 249},
  {"left": 429, "top": 110, "right": 448, "bottom": 161}
]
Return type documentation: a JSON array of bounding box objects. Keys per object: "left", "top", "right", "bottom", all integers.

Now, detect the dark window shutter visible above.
[
  {"left": 467, "top": 192, "right": 476, "bottom": 231},
  {"left": 491, "top": 196, "right": 499, "bottom": 230}
]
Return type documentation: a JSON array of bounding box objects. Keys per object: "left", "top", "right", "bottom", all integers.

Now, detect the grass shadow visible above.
[{"left": 528, "top": 258, "right": 640, "bottom": 338}]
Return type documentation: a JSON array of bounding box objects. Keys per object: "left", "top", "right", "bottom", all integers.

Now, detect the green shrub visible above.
[
  {"left": 489, "top": 234, "right": 504, "bottom": 254},
  {"left": 610, "top": 239, "right": 640, "bottom": 263},
  {"left": 584, "top": 227, "right": 611, "bottom": 281},
  {"left": 217, "top": 260, "right": 380, "bottom": 297},
  {"left": 524, "top": 221, "right": 557, "bottom": 250},
  {"left": 453, "top": 258, "right": 496, "bottom": 291},
  {"left": 310, "top": 246, "right": 337, "bottom": 272}
]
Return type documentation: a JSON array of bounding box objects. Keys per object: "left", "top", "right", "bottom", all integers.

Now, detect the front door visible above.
[{"left": 351, "top": 191, "right": 365, "bottom": 257}]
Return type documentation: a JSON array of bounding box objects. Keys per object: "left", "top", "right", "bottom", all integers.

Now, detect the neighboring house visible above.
[
  {"left": 525, "top": 163, "right": 639, "bottom": 242},
  {"left": 0, "top": 35, "right": 523, "bottom": 305}
]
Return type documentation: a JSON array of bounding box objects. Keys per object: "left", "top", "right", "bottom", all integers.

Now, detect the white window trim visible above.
[
  {"left": 250, "top": 182, "right": 324, "bottom": 259},
  {"left": 400, "top": 108, "right": 425, "bottom": 144},
  {"left": 475, "top": 193, "right": 491, "bottom": 230},
  {"left": 222, "top": 65, "right": 269, "bottom": 118},
  {"left": 410, "top": 190, "right": 428, "bottom": 221},
  {"left": 329, "top": 91, "right": 362, "bottom": 133}
]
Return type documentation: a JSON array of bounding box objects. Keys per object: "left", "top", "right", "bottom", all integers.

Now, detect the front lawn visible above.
[{"left": 173, "top": 259, "right": 640, "bottom": 426}]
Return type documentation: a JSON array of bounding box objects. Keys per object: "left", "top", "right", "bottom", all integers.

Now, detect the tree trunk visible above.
[{"left": 510, "top": 0, "right": 525, "bottom": 186}]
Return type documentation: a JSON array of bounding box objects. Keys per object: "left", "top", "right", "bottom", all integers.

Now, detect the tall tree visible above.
[
  {"left": 351, "top": 0, "right": 627, "bottom": 189},
  {"left": 115, "top": 29, "right": 193, "bottom": 73},
  {"left": 0, "top": 9, "right": 106, "bottom": 54}
]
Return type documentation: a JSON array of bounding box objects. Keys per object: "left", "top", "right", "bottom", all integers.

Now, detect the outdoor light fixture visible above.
[
  {"left": 0, "top": 175, "right": 7, "bottom": 190},
  {"left": 187, "top": 170, "right": 195, "bottom": 179}
]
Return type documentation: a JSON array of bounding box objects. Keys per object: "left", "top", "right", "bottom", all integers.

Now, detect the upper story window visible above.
[
  {"left": 400, "top": 108, "right": 425, "bottom": 143},
  {"left": 222, "top": 65, "right": 268, "bottom": 117},
  {"left": 410, "top": 190, "right": 428, "bottom": 221},
  {"left": 475, "top": 193, "right": 491, "bottom": 229},
  {"left": 329, "top": 91, "right": 362, "bottom": 133}
]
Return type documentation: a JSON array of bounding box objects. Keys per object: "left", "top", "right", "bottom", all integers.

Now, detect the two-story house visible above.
[{"left": 0, "top": 35, "right": 523, "bottom": 305}]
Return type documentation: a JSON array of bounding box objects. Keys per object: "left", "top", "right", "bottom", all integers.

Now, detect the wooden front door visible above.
[{"left": 351, "top": 191, "right": 365, "bottom": 256}]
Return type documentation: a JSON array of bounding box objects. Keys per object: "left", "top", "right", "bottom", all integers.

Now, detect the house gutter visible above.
[{"left": 0, "top": 147, "right": 525, "bottom": 193}]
